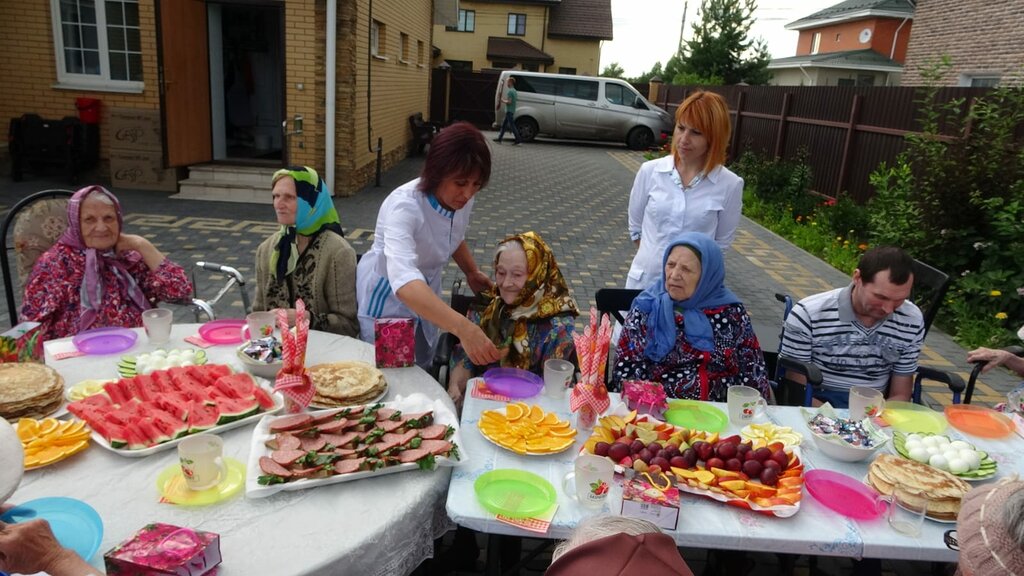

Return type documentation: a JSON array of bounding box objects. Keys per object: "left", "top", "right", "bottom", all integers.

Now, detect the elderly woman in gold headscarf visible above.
[{"left": 447, "top": 231, "right": 579, "bottom": 407}]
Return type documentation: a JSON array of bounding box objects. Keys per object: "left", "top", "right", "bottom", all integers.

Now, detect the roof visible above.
[
  {"left": 486, "top": 37, "right": 554, "bottom": 64},
  {"left": 768, "top": 49, "right": 903, "bottom": 72},
  {"left": 786, "top": 0, "right": 915, "bottom": 30},
  {"left": 548, "top": 0, "right": 613, "bottom": 40}
]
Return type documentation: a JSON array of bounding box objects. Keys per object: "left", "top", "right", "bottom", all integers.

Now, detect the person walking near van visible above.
[{"left": 495, "top": 77, "right": 521, "bottom": 145}]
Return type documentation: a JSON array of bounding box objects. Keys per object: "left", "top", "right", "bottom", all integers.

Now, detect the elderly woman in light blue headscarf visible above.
[
  {"left": 254, "top": 166, "right": 359, "bottom": 337},
  {"left": 611, "top": 232, "right": 769, "bottom": 401}
]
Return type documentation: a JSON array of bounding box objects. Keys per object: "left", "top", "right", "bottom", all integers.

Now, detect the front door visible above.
[{"left": 157, "top": 0, "right": 212, "bottom": 167}]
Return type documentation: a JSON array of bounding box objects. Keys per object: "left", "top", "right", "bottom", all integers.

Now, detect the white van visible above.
[{"left": 498, "top": 70, "right": 674, "bottom": 150}]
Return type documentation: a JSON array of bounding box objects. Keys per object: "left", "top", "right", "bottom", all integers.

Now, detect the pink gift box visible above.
[
  {"left": 104, "top": 523, "right": 221, "bottom": 576},
  {"left": 374, "top": 318, "right": 416, "bottom": 368}
]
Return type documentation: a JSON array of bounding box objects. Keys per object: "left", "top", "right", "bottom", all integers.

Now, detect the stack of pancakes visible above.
[
  {"left": 309, "top": 361, "right": 388, "bottom": 407},
  {"left": 0, "top": 363, "right": 64, "bottom": 420},
  {"left": 868, "top": 453, "right": 971, "bottom": 521}
]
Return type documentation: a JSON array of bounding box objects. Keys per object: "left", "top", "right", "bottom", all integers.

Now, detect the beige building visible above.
[
  {"left": 0, "top": 0, "right": 437, "bottom": 197},
  {"left": 901, "top": 0, "right": 1024, "bottom": 86},
  {"left": 432, "top": 0, "right": 612, "bottom": 76}
]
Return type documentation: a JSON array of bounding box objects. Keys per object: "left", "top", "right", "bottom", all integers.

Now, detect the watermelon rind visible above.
[{"left": 216, "top": 397, "right": 261, "bottom": 425}]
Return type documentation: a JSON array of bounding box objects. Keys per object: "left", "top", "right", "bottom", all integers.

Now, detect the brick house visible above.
[
  {"left": 901, "top": 0, "right": 1024, "bottom": 86},
  {"left": 432, "top": 0, "right": 612, "bottom": 75},
  {"left": 767, "top": 0, "right": 914, "bottom": 86},
  {"left": 0, "top": 0, "right": 438, "bottom": 198}
]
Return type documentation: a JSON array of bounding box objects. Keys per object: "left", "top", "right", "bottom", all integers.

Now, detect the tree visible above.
[
  {"left": 679, "top": 0, "right": 771, "bottom": 85},
  {"left": 600, "top": 62, "right": 625, "bottom": 78},
  {"left": 628, "top": 61, "right": 663, "bottom": 85}
]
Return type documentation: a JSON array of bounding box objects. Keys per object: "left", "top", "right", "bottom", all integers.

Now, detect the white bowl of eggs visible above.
[{"left": 893, "top": 432, "right": 995, "bottom": 479}]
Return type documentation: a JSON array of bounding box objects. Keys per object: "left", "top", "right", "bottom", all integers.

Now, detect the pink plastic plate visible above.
[
  {"left": 198, "top": 319, "right": 246, "bottom": 345},
  {"left": 804, "top": 469, "right": 886, "bottom": 520},
  {"left": 481, "top": 368, "right": 544, "bottom": 399},
  {"left": 72, "top": 327, "right": 137, "bottom": 355}
]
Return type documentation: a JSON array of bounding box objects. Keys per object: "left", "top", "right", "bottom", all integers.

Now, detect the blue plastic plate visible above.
[{"left": 1, "top": 497, "right": 103, "bottom": 561}]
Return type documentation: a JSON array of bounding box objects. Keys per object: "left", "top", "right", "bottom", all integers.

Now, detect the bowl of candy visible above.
[
  {"left": 236, "top": 336, "right": 284, "bottom": 380},
  {"left": 803, "top": 404, "right": 889, "bottom": 462}
]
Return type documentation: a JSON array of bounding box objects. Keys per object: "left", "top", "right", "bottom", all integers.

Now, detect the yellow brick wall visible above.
[
  {"left": 334, "top": 0, "right": 432, "bottom": 196},
  {"left": 0, "top": 0, "right": 161, "bottom": 169},
  {"left": 282, "top": 0, "right": 324, "bottom": 171}
]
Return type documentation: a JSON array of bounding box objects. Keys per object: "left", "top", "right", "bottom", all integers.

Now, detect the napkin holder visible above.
[
  {"left": 374, "top": 317, "right": 415, "bottom": 368},
  {"left": 0, "top": 322, "right": 43, "bottom": 363},
  {"left": 105, "top": 523, "right": 221, "bottom": 576}
]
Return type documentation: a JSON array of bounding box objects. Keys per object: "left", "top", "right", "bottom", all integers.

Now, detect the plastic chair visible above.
[
  {"left": 910, "top": 259, "right": 951, "bottom": 336},
  {"left": 594, "top": 288, "right": 640, "bottom": 325},
  {"left": 964, "top": 346, "right": 1024, "bottom": 405}
]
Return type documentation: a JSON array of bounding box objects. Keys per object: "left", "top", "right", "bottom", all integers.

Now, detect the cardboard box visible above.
[
  {"left": 109, "top": 108, "right": 163, "bottom": 152},
  {"left": 105, "top": 523, "right": 221, "bottom": 576},
  {"left": 0, "top": 322, "right": 43, "bottom": 363},
  {"left": 620, "top": 476, "right": 680, "bottom": 531},
  {"left": 110, "top": 149, "right": 178, "bottom": 192}
]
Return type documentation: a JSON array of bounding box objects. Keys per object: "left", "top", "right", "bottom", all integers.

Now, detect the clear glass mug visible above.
[
  {"left": 727, "top": 385, "right": 766, "bottom": 425},
  {"left": 543, "top": 359, "right": 574, "bottom": 398},
  {"left": 887, "top": 483, "right": 929, "bottom": 537},
  {"left": 178, "top": 434, "right": 226, "bottom": 491},
  {"left": 141, "top": 308, "right": 173, "bottom": 345},
  {"left": 562, "top": 453, "right": 614, "bottom": 509}
]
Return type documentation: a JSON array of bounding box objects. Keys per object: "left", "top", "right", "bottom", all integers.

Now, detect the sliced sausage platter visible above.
[{"left": 245, "top": 393, "right": 465, "bottom": 497}]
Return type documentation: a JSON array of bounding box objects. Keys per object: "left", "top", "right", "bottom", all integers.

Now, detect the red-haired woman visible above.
[
  {"left": 625, "top": 91, "right": 743, "bottom": 291},
  {"left": 356, "top": 122, "right": 502, "bottom": 369}
]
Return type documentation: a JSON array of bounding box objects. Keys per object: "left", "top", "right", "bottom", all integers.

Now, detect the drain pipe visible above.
[
  {"left": 890, "top": 18, "right": 909, "bottom": 60},
  {"left": 367, "top": 0, "right": 382, "bottom": 186},
  {"left": 325, "top": 0, "right": 337, "bottom": 193}
]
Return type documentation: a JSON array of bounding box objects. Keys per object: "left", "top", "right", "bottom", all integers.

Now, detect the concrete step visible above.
[{"left": 173, "top": 164, "right": 276, "bottom": 203}]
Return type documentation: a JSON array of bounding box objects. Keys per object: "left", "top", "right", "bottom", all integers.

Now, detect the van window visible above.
[
  {"left": 605, "top": 84, "right": 639, "bottom": 107},
  {"left": 560, "top": 79, "right": 598, "bottom": 101},
  {"left": 513, "top": 75, "right": 557, "bottom": 95}
]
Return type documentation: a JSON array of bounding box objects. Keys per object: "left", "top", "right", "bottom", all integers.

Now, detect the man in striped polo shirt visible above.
[{"left": 779, "top": 246, "right": 924, "bottom": 408}]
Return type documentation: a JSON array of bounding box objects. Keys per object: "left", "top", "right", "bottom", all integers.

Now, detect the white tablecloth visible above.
[
  {"left": 14, "top": 325, "right": 455, "bottom": 575},
  {"left": 447, "top": 391, "right": 1024, "bottom": 562}
]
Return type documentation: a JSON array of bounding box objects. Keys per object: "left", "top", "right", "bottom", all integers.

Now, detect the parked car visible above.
[{"left": 498, "top": 70, "right": 674, "bottom": 150}]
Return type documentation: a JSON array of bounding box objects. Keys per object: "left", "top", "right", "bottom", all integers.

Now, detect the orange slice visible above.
[
  {"left": 477, "top": 403, "right": 576, "bottom": 454},
  {"left": 36, "top": 418, "right": 60, "bottom": 436},
  {"left": 550, "top": 427, "right": 578, "bottom": 438},
  {"left": 528, "top": 405, "right": 545, "bottom": 424},
  {"left": 505, "top": 403, "right": 525, "bottom": 422},
  {"left": 16, "top": 418, "right": 39, "bottom": 442},
  {"left": 542, "top": 412, "right": 560, "bottom": 426}
]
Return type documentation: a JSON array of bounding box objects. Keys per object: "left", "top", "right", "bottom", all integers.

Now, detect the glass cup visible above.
[
  {"left": 543, "top": 359, "right": 574, "bottom": 398},
  {"left": 562, "top": 453, "right": 614, "bottom": 509},
  {"left": 727, "top": 385, "right": 767, "bottom": 426},
  {"left": 178, "top": 434, "right": 226, "bottom": 491},
  {"left": 849, "top": 386, "right": 885, "bottom": 420},
  {"left": 141, "top": 308, "right": 173, "bottom": 345},
  {"left": 887, "top": 483, "right": 929, "bottom": 537},
  {"left": 243, "top": 311, "right": 277, "bottom": 343}
]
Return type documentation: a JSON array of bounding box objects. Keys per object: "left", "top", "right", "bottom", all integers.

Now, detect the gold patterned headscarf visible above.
[{"left": 479, "top": 231, "right": 579, "bottom": 370}]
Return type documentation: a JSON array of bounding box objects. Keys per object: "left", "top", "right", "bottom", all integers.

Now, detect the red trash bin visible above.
[{"left": 75, "top": 97, "right": 101, "bottom": 124}]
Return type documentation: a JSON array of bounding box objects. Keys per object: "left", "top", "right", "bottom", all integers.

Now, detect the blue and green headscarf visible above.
[{"left": 269, "top": 166, "right": 344, "bottom": 282}]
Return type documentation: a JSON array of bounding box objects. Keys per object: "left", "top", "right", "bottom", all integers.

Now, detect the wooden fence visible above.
[{"left": 653, "top": 84, "right": 996, "bottom": 202}]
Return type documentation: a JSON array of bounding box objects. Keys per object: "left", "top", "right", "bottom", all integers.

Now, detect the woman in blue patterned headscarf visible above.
[
  {"left": 611, "top": 232, "right": 769, "bottom": 401},
  {"left": 254, "top": 167, "right": 358, "bottom": 336}
]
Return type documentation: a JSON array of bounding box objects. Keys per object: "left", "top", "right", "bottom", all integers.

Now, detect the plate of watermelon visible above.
[{"left": 67, "top": 363, "right": 283, "bottom": 457}]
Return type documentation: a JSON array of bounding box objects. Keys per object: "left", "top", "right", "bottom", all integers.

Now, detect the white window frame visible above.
[
  {"left": 49, "top": 0, "right": 144, "bottom": 93},
  {"left": 810, "top": 32, "right": 821, "bottom": 55},
  {"left": 959, "top": 73, "right": 1000, "bottom": 87},
  {"left": 371, "top": 19, "right": 387, "bottom": 59}
]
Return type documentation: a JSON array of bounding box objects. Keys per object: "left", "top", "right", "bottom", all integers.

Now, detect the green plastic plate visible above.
[
  {"left": 664, "top": 399, "right": 728, "bottom": 432},
  {"left": 881, "top": 401, "right": 947, "bottom": 434},
  {"left": 474, "top": 469, "right": 556, "bottom": 519}
]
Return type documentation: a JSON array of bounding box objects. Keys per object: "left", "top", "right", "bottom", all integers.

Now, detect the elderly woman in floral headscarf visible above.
[
  {"left": 611, "top": 232, "right": 768, "bottom": 401},
  {"left": 21, "top": 185, "right": 192, "bottom": 341},
  {"left": 254, "top": 166, "right": 358, "bottom": 336},
  {"left": 447, "top": 231, "right": 578, "bottom": 406}
]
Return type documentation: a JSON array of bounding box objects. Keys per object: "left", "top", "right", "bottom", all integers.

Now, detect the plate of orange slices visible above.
[
  {"left": 17, "top": 418, "right": 91, "bottom": 470},
  {"left": 478, "top": 402, "right": 577, "bottom": 455}
]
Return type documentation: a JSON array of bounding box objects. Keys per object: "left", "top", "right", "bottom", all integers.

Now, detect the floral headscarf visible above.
[
  {"left": 632, "top": 232, "right": 740, "bottom": 362},
  {"left": 478, "top": 231, "right": 579, "bottom": 370},
  {"left": 269, "top": 166, "right": 344, "bottom": 282},
  {"left": 57, "top": 185, "right": 150, "bottom": 331}
]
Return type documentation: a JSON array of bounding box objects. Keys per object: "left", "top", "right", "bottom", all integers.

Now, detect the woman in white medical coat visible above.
[{"left": 356, "top": 122, "right": 501, "bottom": 369}]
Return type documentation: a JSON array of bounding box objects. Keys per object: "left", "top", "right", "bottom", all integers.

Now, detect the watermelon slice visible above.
[
  {"left": 216, "top": 397, "right": 260, "bottom": 425},
  {"left": 151, "top": 370, "right": 176, "bottom": 393},
  {"left": 137, "top": 417, "right": 171, "bottom": 444},
  {"left": 199, "top": 364, "right": 232, "bottom": 379},
  {"left": 156, "top": 396, "right": 190, "bottom": 421},
  {"left": 124, "top": 423, "right": 155, "bottom": 450},
  {"left": 150, "top": 411, "right": 189, "bottom": 440},
  {"left": 125, "top": 376, "right": 153, "bottom": 402},
  {"left": 90, "top": 420, "right": 129, "bottom": 449},
  {"left": 253, "top": 386, "right": 276, "bottom": 410},
  {"left": 215, "top": 373, "right": 256, "bottom": 400},
  {"left": 103, "top": 380, "right": 132, "bottom": 405},
  {"left": 187, "top": 402, "right": 220, "bottom": 434}
]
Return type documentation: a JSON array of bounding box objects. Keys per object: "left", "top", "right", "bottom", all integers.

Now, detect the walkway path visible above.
[{"left": 1, "top": 134, "right": 1016, "bottom": 408}]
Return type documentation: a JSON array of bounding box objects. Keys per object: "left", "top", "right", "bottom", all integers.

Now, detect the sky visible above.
[{"left": 601, "top": 0, "right": 837, "bottom": 77}]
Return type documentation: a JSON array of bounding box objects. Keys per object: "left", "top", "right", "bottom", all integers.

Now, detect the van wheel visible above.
[
  {"left": 626, "top": 127, "right": 654, "bottom": 150},
  {"left": 515, "top": 117, "right": 538, "bottom": 142}
]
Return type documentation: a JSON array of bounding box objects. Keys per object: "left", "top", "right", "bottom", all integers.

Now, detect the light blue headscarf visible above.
[{"left": 632, "top": 233, "right": 740, "bottom": 362}]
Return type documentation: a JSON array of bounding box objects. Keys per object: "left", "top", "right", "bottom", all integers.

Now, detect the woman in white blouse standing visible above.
[
  {"left": 626, "top": 91, "right": 743, "bottom": 291},
  {"left": 356, "top": 122, "right": 501, "bottom": 369}
]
